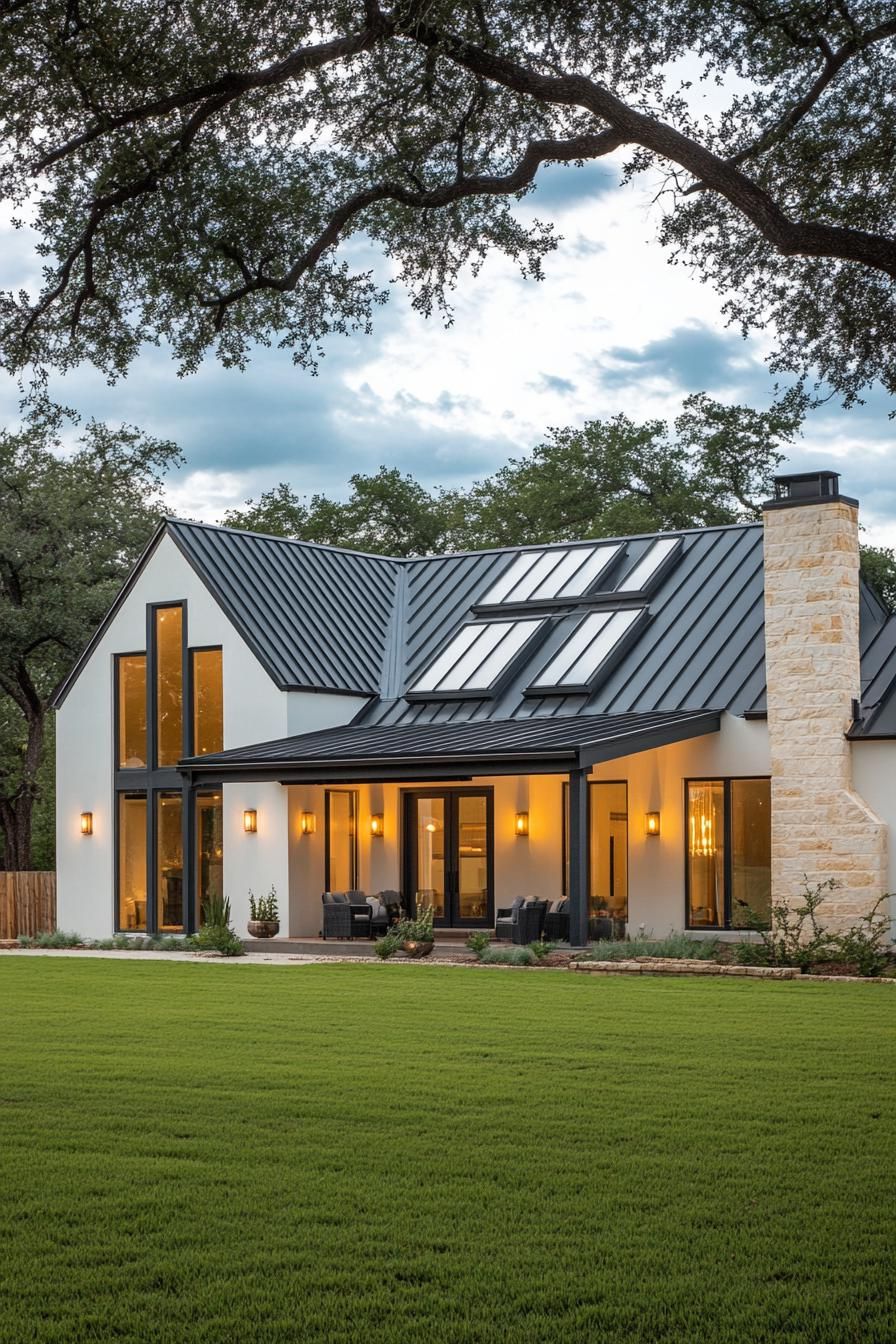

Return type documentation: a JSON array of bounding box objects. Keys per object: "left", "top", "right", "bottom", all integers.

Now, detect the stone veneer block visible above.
[{"left": 763, "top": 498, "right": 887, "bottom": 931}]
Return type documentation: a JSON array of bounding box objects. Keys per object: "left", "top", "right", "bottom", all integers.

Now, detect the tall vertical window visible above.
[
  {"left": 156, "top": 793, "right": 184, "bottom": 931},
  {"left": 191, "top": 649, "right": 223, "bottom": 756},
  {"left": 326, "top": 790, "right": 358, "bottom": 892},
  {"left": 562, "top": 781, "right": 629, "bottom": 923},
  {"left": 117, "top": 655, "right": 147, "bottom": 768},
  {"left": 117, "top": 794, "right": 147, "bottom": 931},
  {"left": 114, "top": 602, "right": 225, "bottom": 935},
  {"left": 196, "top": 793, "right": 224, "bottom": 923},
  {"left": 155, "top": 605, "right": 184, "bottom": 767},
  {"left": 687, "top": 779, "right": 771, "bottom": 929}
]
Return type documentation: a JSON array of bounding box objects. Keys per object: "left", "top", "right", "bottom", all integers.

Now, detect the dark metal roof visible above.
[
  {"left": 167, "top": 520, "right": 399, "bottom": 694},
  {"left": 180, "top": 709, "right": 722, "bottom": 781},
  {"left": 850, "top": 612, "right": 896, "bottom": 737},
  {"left": 52, "top": 514, "right": 896, "bottom": 738}
]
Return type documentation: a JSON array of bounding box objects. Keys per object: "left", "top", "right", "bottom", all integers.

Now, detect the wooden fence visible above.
[{"left": 0, "top": 872, "right": 57, "bottom": 939}]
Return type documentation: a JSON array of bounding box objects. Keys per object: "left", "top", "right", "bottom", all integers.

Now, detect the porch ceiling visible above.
[{"left": 179, "top": 709, "right": 721, "bottom": 784}]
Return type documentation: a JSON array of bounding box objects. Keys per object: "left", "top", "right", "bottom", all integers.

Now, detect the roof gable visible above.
[{"left": 52, "top": 515, "right": 896, "bottom": 736}]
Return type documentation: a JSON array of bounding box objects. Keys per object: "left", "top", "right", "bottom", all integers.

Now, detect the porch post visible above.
[{"left": 568, "top": 767, "right": 590, "bottom": 947}]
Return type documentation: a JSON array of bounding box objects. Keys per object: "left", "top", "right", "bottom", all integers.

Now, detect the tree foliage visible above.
[
  {"left": 0, "top": 419, "right": 181, "bottom": 868},
  {"left": 224, "top": 392, "right": 896, "bottom": 604},
  {"left": 1, "top": 2, "right": 894, "bottom": 401}
]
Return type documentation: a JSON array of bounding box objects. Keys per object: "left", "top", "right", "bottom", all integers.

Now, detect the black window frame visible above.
[
  {"left": 324, "top": 789, "right": 359, "bottom": 892},
  {"left": 684, "top": 776, "right": 771, "bottom": 931},
  {"left": 113, "top": 601, "right": 224, "bottom": 936},
  {"left": 188, "top": 644, "right": 224, "bottom": 757}
]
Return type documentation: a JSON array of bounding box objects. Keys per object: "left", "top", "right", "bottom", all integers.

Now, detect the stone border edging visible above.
[{"left": 570, "top": 958, "right": 894, "bottom": 983}]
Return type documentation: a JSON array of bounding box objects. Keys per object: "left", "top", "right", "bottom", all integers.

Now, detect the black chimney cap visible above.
[{"left": 763, "top": 471, "right": 857, "bottom": 511}]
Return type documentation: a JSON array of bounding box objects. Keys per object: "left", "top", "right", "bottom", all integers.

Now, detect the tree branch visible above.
[
  {"left": 394, "top": 6, "right": 896, "bottom": 278},
  {"left": 198, "top": 129, "right": 623, "bottom": 328},
  {"left": 32, "top": 16, "right": 395, "bottom": 175}
]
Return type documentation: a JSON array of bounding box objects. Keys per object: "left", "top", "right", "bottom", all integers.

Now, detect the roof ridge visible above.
[{"left": 164, "top": 514, "right": 763, "bottom": 566}]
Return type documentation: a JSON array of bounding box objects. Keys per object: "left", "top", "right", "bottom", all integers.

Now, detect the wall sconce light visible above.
[
  {"left": 80, "top": 811, "right": 93, "bottom": 836},
  {"left": 370, "top": 814, "right": 384, "bottom": 838},
  {"left": 300, "top": 811, "right": 316, "bottom": 836},
  {"left": 514, "top": 811, "right": 529, "bottom": 838},
  {"left": 645, "top": 811, "right": 660, "bottom": 837},
  {"left": 243, "top": 809, "right": 258, "bottom": 834}
]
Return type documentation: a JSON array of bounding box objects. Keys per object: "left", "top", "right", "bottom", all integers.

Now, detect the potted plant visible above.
[
  {"left": 399, "top": 904, "right": 435, "bottom": 957},
  {"left": 247, "top": 886, "right": 280, "bottom": 938}
]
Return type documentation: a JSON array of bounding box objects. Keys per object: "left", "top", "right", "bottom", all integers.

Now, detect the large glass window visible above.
[
  {"left": 117, "top": 793, "right": 147, "bottom": 931},
  {"left": 326, "top": 790, "right": 358, "bottom": 892},
  {"left": 191, "top": 648, "right": 223, "bottom": 756},
  {"left": 117, "top": 655, "right": 147, "bottom": 768},
  {"left": 155, "top": 606, "right": 184, "bottom": 767},
  {"left": 562, "top": 781, "right": 629, "bottom": 923},
  {"left": 730, "top": 779, "right": 772, "bottom": 929},
  {"left": 156, "top": 792, "right": 184, "bottom": 931},
  {"left": 687, "top": 781, "right": 725, "bottom": 928},
  {"left": 687, "top": 779, "right": 771, "bottom": 929},
  {"left": 196, "top": 793, "right": 224, "bottom": 923}
]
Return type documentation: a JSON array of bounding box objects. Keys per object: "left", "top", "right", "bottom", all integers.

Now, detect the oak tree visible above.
[{"left": 1, "top": 2, "right": 894, "bottom": 400}]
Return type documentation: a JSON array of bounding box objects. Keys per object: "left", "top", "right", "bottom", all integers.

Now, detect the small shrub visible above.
[
  {"left": 480, "top": 946, "right": 535, "bottom": 966},
  {"left": 17, "top": 929, "right": 83, "bottom": 948},
  {"left": 374, "top": 931, "right": 402, "bottom": 960},
  {"left": 201, "top": 894, "right": 233, "bottom": 929},
  {"left": 249, "top": 886, "right": 278, "bottom": 922},
  {"left": 581, "top": 933, "right": 721, "bottom": 962},
  {"left": 832, "top": 895, "right": 892, "bottom": 977},
  {"left": 466, "top": 931, "right": 491, "bottom": 959},
  {"left": 529, "top": 939, "right": 558, "bottom": 961},
  {"left": 733, "top": 940, "right": 770, "bottom": 966},
  {"left": 194, "top": 894, "right": 244, "bottom": 956}
]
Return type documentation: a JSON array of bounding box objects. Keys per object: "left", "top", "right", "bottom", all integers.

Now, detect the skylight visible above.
[
  {"left": 409, "top": 618, "right": 546, "bottom": 697},
  {"left": 527, "top": 608, "right": 647, "bottom": 694},
  {"left": 616, "top": 537, "right": 681, "bottom": 594},
  {"left": 481, "top": 544, "right": 622, "bottom": 605}
]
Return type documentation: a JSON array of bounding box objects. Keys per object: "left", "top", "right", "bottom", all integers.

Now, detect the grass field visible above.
[{"left": 0, "top": 959, "right": 893, "bottom": 1344}]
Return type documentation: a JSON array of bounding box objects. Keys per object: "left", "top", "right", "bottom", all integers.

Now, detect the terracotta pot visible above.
[
  {"left": 247, "top": 919, "right": 280, "bottom": 939},
  {"left": 402, "top": 939, "right": 435, "bottom": 958}
]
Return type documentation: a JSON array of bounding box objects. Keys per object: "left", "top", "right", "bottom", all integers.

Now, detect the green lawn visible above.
[{"left": 0, "top": 961, "right": 893, "bottom": 1344}]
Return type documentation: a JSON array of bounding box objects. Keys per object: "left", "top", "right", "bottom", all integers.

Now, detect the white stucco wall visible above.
[
  {"left": 55, "top": 532, "right": 365, "bottom": 938},
  {"left": 851, "top": 740, "right": 896, "bottom": 907},
  {"left": 285, "top": 714, "right": 771, "bottom": 937}
]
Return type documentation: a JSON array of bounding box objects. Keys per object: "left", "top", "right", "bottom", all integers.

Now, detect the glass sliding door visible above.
[
  {"left": 686, "top": 778, "right": 770, "bottom": 929},
  {"left": 589, "top": 782, "right": 628, "bottom": 922},
  {"left": 456, "top": 794, "right": 489, "bottom": 921},
  {"left": 414, "top": 797, "right": 446, "bottom": 920},
  {"left": 405, "top": 790, "right": 493, "bottom": 927},
  {"left": 561, "top": 781, "right": 629, "bottom": 924},
  {"left": 326, "top": 790, "right": 358, "bottom": 891}
]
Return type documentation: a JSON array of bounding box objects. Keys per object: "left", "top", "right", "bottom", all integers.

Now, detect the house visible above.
[{"left": 53, "top": 471, "right": 896, "bottom": 944}]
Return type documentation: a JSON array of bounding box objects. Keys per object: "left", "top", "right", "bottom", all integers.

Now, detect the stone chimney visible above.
[{"left": 762, "top": 472, "right": 886, "bottom": 929}]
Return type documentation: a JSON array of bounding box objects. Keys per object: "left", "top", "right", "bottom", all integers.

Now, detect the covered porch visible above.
[{"left": 180, "top": 709, "right": 729, "bottom": 946}]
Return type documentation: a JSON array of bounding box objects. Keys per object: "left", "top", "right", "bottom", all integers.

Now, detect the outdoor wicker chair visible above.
[
  {"left": 543, "top": 899, "right": 570, "bottom": 942},
  {"left": 494, "top": 896, "right": 526, "bottom": 940},
  {"left": 321, "top": 892, "right": 373, "bottom": 940},
  {"left": 512, "top": 899, "right": 549, "bottom": 944}
]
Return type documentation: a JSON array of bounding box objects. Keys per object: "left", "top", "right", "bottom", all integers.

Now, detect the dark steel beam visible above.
[{"left": 568, "top": 766, "right": 590, "bottom": 948}]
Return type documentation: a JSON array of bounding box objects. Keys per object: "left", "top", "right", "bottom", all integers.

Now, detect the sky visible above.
[{"left": 2, "top": 152, "right": 895, "bottom": 546}]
